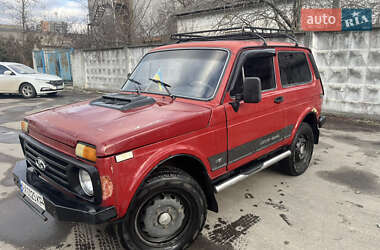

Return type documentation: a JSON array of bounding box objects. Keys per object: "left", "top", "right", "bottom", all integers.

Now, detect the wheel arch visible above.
[
  {"left": 303, "top": 113, "right": 319, "bottom": 144},
  {"left": 149, "top": 154, "right": 218, "bottom": 213},
  {"left": 292, "top": 108, "right": 319, "bottom": 144},
  {"left": 18, "top": 82, "right": 34, "bottom": 93}
]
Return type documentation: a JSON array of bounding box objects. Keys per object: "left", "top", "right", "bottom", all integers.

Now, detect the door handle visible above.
[{"left": 274, "top": 96, "right": 284, "bottom": 104}]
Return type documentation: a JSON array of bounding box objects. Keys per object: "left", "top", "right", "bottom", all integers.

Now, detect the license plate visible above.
[{"left": 21, "top": 181, "right": 46, "bottom": 211}]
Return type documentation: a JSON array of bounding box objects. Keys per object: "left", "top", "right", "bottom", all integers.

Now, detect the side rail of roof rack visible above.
[{"left": 171, "top": 26, "right": 299, "bottom": 47}]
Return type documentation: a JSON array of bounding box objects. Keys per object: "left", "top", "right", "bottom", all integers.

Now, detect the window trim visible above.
[
  {"left": 230, "top": 50, "right": 277, "bottom": 97},
  {"left": 308, "top": 52, "right": 320, "bottom": 80},
  {"left": 121, "top": 47, "right": 231, "bottom": 102},
  {"left": 278, "top": 51, "right": 313, "bottom": 88},
  {"left": 242, "top": 56, "right": 277, "bottom": 93}
]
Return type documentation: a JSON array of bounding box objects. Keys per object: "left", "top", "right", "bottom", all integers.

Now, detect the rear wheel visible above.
[
  {"left": 281, "top": 122, "right": 314, "bottom": 176},
  {"left": 20, "top": 83, "right": 36, "bottom": 98},
  {"left": 118, "top": 167, "right": 207, "bottom": 250}
]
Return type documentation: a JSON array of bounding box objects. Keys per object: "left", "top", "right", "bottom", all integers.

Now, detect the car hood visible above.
[
  {"left": 26, "top": 96, "right": 211, "bottom": 156},
  {"left": 22, "top": 73, "right": 62, "bottom": 81}
]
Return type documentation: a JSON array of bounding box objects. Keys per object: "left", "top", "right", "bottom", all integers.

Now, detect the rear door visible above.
[
  {"left": 224, "top": 49, "right": 288, "bottom": 171},
  {"left": 0, "top": 65, "right": 19, "bottom": 93}
]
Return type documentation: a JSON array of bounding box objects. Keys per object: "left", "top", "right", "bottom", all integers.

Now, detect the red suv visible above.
[{"left": 13, "top": 28, "right": 325, "bottom": 249}]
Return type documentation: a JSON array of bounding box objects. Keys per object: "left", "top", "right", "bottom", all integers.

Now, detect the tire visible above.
[
  {"left": 118, "top": 167, "right": 207, "bottom": 250},
  {"left": 20, "top": 83, "right": 36, "bottom": 98},
  {"left": 281, "top": 122, "right": 314, "bottom": 176}
]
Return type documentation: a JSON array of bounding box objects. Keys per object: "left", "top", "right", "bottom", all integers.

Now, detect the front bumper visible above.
[
  {"left": 13, "top": 160, "right": 117, "bottom": 224},
  {"left": 38, "top": 87, "right": 64, "bottom": 94}
]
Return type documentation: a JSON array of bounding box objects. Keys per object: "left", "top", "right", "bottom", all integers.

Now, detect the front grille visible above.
[
  {"left": 24, "top": 141, "right": 70, "bottom": 188},
  {"left": 49, "top": 80, "right": 64, "bottom": 86},
  {"left": 20, "top": 134, "right": 102, "bottom": 204}
]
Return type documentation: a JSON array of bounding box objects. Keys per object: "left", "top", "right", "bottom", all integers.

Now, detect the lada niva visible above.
[{"left": 13, "top": 28, "right": 325, "bottom": 249}]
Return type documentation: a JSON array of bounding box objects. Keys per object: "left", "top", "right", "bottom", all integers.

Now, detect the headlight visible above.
[
  {"left": 79, "top": 169, "right": 93, "bottom": 196},
  {"left": 21, "top": 120, "right": 28, "bottom": 133},
  {"left": 75, "top": 143, "right": 97, "bottom": 162}
]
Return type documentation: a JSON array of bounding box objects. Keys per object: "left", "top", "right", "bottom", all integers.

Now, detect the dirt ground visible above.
[{"left": 0, "top": 89, "right": 380, "bottom": 250}]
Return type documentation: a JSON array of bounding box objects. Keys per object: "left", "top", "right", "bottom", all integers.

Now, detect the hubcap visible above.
[
  {"left": 137, "top": 193, "right": 187, "bottom": 243},
  {"left": 22, "top": 85, "right": 33, "bottom": 97},
  {"left": 295, "top": 137, "right": 307, "bottom": 161},
  {"left": 158, "top": 212, "right": 172, "bottom": 225}
]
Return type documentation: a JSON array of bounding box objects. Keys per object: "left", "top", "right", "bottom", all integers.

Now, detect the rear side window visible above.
[
  {"left": 0, "top": 65, "right": 9, "bottom": 75},
  {"left": 278, "top": 52, "right": 312, "bottom": 87}
]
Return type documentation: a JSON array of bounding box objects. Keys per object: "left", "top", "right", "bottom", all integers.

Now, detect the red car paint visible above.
[{"left": 24, "top": 40, "right": 324, "bottom": 219}]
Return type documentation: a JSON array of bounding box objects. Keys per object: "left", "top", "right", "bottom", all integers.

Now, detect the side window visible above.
[
  {"left": 230, "top": 55, "right": 276, "bottom": 96},
  {"left": 278, "top": 52, "right": 312, "bottom": 87},
  {"left": 244, "top": 56, "right": 276, "bottom": 91},
  {"left": 0, "top": 65, "right": 9, "bottom": 75}
]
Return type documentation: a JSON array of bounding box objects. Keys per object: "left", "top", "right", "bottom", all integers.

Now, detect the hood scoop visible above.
[{"left": 90, "top": 93, "right": 156, "bottom": 111}]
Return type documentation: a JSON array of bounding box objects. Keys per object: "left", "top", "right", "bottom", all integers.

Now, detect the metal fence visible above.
[{"left": 33, "top": 49, "right": 74, "bottom": 82}]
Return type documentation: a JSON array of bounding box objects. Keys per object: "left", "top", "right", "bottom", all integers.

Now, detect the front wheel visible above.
[
  {"left": 281, "top": 122, "right": 314, "bottom": 176},
  {"left": 20, "top": 83, "right": 36, "bottom": 98},
  {"left": 118, "top": 167, "right": 207, "bottom": 250}
]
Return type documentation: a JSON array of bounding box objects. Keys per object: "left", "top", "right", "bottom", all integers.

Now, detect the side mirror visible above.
[
  {"left": 127, "top": 73, "right": 131, "bottom": 78},
  {"left": 4, "top": 70, "right": 13, "bottom": 76},
  {"left": 243, "top": 77, "right": 262, "bottom": 103}
]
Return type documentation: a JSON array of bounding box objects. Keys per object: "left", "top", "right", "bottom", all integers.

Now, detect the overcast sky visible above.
[{"left": 0, "top": 0, "right": 88, "bottom": 29}]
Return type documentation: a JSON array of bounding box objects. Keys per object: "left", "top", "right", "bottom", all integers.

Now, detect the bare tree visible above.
[
  {"left": 212, "top": 0, "right": 379, "bottom": 31},
  {"left": 1, "top": 0, "right": 39, "bottom": 32},
  {"left": 0, "top": 0, "right": 40, "bottom": 64},
  {"left": 68, "top": 0, "right": 379, "bottom": 49},
  {"left": 81, "top": 0, "right": 204, "bottom": 48},
  {"left": 332, "top": 0, "right": 340, "bottom": 8}
]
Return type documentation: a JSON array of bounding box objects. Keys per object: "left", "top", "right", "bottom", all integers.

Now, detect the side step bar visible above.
[{"left": 215, "top": 150, "right": 291, "bottom": 193}]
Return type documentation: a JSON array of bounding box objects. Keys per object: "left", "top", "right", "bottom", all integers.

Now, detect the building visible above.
[
  {"left": 88, "top": 0, "right": 128, "bottom": 27},
  {"left": 37, "top": 21, "right": 68, "bottom": 34}
]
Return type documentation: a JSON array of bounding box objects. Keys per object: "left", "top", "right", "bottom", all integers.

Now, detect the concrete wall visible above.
[
  {"left": 71, "top": 45, "right": 154, "bottom": 90},
  {"left": 312, "top": 28, "right": 380, "bottom": 117}
]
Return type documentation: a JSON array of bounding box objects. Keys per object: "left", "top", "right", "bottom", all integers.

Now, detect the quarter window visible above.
[{"left": 278, "top": 52, "right": 312, "bottom": 86}]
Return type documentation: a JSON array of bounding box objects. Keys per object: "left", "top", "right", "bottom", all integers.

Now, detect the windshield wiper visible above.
[
  {"left": 128, "top": 78, "right": 142, "bottom": 95},
  {"left": 148, "top": 78, "right": 175, "bottom": 100}
]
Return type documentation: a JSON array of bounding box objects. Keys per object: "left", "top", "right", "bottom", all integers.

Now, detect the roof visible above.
[
  {"left": 174, "top": 0, "right": 260, "bottom": 17},
  {"left": 152, "top": 40, "right": 298, "bottom": 53},
  {"left": 0, "top": 62, "right": 22, "bottom": 66},
  {"left": 0, "top": 62, "right": 22, "bottom": 65}
]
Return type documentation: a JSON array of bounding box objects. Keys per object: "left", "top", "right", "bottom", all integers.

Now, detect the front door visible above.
[{"left": 224, "top": 50, "right": 288, "bottom": 171}]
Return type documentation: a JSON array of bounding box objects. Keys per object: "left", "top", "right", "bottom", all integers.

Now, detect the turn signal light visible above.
[
  {"left": 21, "top": 120, "right": 29, "bottom": 133},
  {"left": 75, "top": 143, "right": 97, "bottom": 162}
]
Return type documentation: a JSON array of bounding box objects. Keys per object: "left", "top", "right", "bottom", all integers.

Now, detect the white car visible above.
[{"left": 0, "top": 62, "right": 64, "bottom": 98}]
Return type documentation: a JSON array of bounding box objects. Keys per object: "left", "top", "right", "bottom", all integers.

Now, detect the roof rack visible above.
[{"left": 171, "top": 26, "right": 299, "bottom": 47}]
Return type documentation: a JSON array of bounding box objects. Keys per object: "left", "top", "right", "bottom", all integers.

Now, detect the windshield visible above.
[
  {"left": 122, "top": 49, "right": 228, "bottom": 100},
  {"left": 8, "top": 64, "right": 37, "bottom": 74}
]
